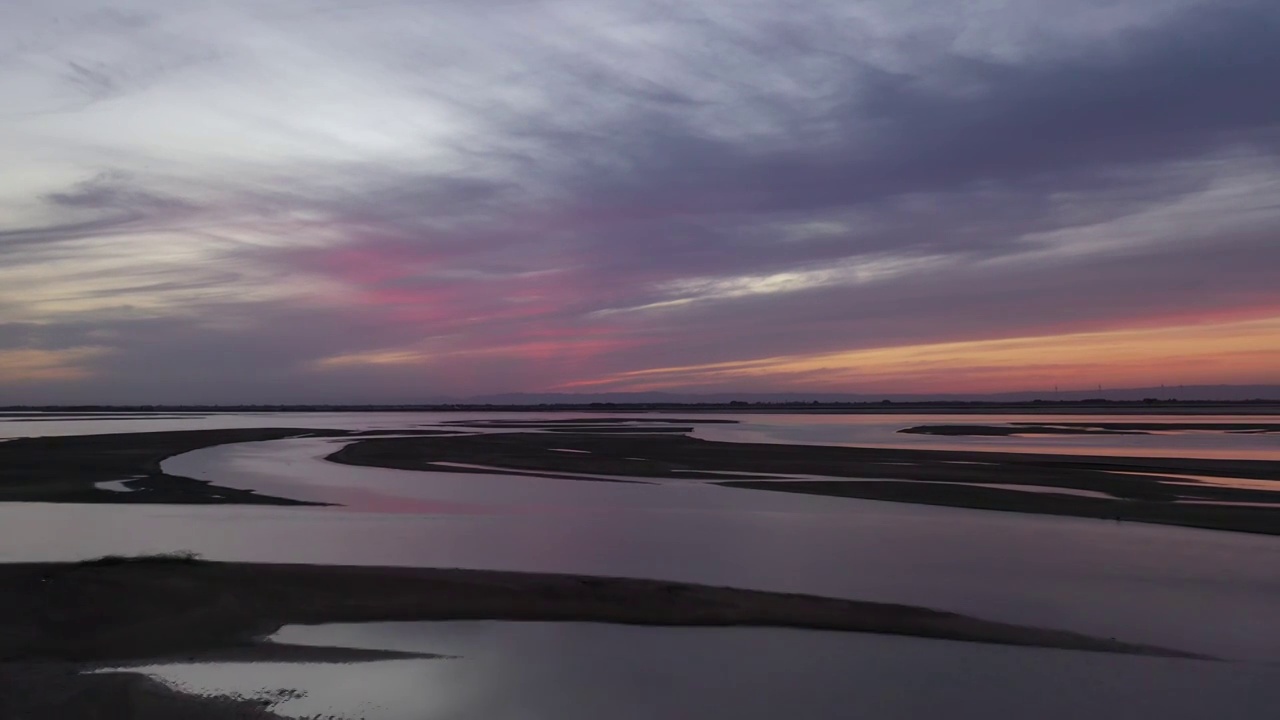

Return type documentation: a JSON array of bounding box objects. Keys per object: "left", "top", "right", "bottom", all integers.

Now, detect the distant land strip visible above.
[{"left": 3, "top": 398, "right": 1280, "bottom": 415}]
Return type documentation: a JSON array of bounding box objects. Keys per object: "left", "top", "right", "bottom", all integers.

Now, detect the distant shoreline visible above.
[{"left": 4, "top": 399, "right": 1280, "bottom": 415}]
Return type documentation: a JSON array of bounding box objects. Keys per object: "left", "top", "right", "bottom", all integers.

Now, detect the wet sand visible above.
[
  {"left": 330, "top": 431, "right": 1280, "bottom": 534},
  {"left": 3, "top": 425, "right": 1278, "bottom": 532},
  {"left": 0, "top": 428, "right": 336, "bottom": 505},
  {"left": 0, "top": 557, "right": 1205, "bottom": 718},
  {"left": 0, "top": 427, "right": 448, "bottom": 505},
  {"left": 3, "top": 558, "right": 1199, "bottom": 662},
  {"left": 0, "top": 421, "right": 1269, "bottom": 716},
  {"left": 720, "top": 479, "right": 1280, "bottom": 534},
  {"left": 0, "top": 666, "right": 293, "bottom": 720}
]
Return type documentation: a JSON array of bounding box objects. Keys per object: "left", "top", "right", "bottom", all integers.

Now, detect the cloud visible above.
[
  {"left": 559, "top": 316, "right": 1280, "bottom": 394},
  {"left": 0, "top": 0, "right": 1277, "bottom": 401},
  {"left": 0, "top": 347, "right": 111, "bottom": 384}
]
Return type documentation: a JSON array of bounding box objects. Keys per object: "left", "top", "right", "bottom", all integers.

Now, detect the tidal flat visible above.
[
  {"left": 330, "top": 428, "right": 1280, "bottom": 534},
  {"left": 0, "top": 427, "right": 452, "bottom": 505},
  {"left": 0, "top": 556, "right": 1203, "bottom": 719},
  {"left": 2, "top": 411, "right": 1278, "bottom": 717},
  {"left": 7, "top": 421, "right": 1277, "bottom": 533}
]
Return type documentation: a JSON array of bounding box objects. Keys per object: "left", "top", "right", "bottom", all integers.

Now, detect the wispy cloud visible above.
[
  {"left": 0, "top": 347, "right": 111, "bottom": 384},
  {"left": 0, "top": 0, "right": 1277, "bottom": 402},
  {"left": 559, "top": 316, "right": 1280, "bottom": 394}
]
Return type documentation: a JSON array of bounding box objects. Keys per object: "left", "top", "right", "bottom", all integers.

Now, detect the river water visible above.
[{"left": 5, "top": 411, "right": 1279, "bottom": 718}]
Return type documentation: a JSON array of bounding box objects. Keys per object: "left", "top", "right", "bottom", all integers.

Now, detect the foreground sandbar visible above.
[{"left": 0, "top": 558, "right": 1202, "bottom": 664}]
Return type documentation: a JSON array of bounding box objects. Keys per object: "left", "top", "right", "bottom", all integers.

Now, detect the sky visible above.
[{"left": 1, "top": 0, "right": 1278, "bottom": 404}]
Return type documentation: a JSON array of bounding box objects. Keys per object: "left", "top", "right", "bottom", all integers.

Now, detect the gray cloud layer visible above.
[{"left": 1, "top": 0, "right": 1278, "bottom": 402}]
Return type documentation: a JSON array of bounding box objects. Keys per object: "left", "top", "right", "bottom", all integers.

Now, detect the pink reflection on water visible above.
[{"left": 1109, "top": 471, "right": 1280, "bottom": 493}]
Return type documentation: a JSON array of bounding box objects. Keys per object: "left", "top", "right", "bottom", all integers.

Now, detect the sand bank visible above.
[
  {"left": 1, "top": 558, "right": 1205, "bottom": 665},
  {"left": 330, "top": 430, "right": 1280, "bottom": 534}
]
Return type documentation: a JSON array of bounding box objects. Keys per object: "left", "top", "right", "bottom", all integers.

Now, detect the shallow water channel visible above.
[{"left": 4, "top": 412, "right": 1279, "bottom": 718}]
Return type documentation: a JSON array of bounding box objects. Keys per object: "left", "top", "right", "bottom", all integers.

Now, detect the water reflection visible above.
[
  {"left": 4, "top": 412, "right": 1280, "bottom": 682},
  {"left": 130, "top": 622, "right": 1280, "bottom": 720},
  {"left": 2, "top": 411, "right": 1278, "bottom": 462},
  {"left": 1111, "top": 471, "right": 1280, "bottom": 493},
  {"left": 4, "top": 495, "right": 1278, "bottom": 660},
  {"left": 691, "top": 413, "right": 1280, "bottom": 461}
]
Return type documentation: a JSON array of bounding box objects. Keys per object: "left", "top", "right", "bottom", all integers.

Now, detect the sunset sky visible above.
[{"left": 2, "top": 0, "right": 1278, "bottom": 403}]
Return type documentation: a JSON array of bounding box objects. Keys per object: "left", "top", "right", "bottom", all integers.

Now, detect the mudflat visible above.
[
  {"left": 3, "top": 425, "right": 1278, "bottom": 533},
  {"left": 0, "top": 558, "right": 1201, "bottom": 664},
  {"left": 0, "top": 427, "right": 447, "bottom": 505},
  {"left": 0, "top": 557, "right": 1207, "bottom": 719},
  {"left": 0, "top": 421, "right": 1265, "bottom": 717},
  {"left": 0, "top": 666, "right": 293, "bottom": 720},
  {"left": 330, "top": 431, "right": 1280, "bottom": 534},
  {"left": 0, "top": 428, "right": 333, "bottom": 505}
]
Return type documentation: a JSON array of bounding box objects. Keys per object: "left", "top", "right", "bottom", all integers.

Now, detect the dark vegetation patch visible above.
[{"left": 78, "top": 551, "right": 204, "bottom": 567}]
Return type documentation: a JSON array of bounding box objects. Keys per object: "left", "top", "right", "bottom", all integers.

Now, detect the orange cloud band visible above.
[{"left": 558, "top": 315, "right": 1280, "bottom": 394}]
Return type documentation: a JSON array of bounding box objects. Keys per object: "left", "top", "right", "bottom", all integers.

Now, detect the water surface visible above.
[
  {"left": 130, "top": 622, "right": 1280, "bottom": 720},
  {"left": 3, "top": 411, "right": 1278, "bottom": 461},
  {"left": 2, "top": 433, "right": 1275, "bottom": 660},
  {"left": 4, "top": 411, "right": 1279, "bottom": 715}
]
